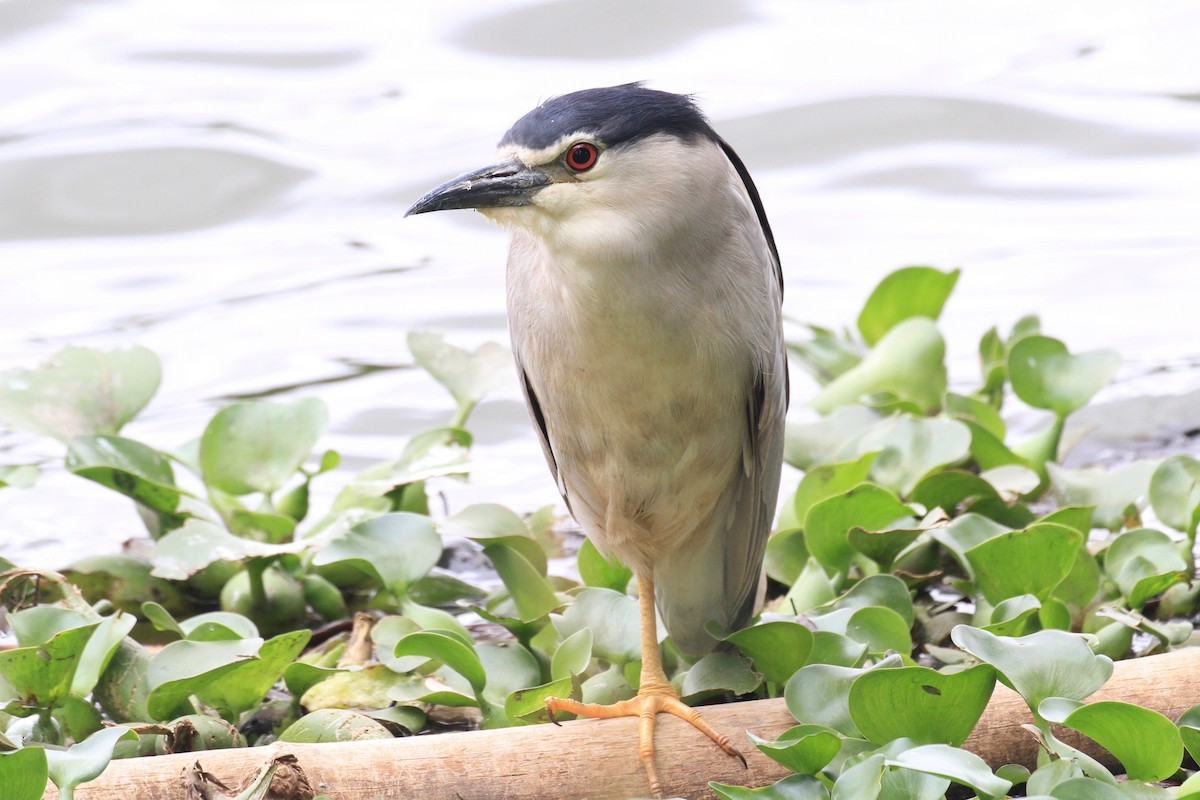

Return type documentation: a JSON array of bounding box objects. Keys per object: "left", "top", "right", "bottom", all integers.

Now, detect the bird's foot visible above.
[{"left": 545, "top": 681, "right": 745, "bottom": 799}]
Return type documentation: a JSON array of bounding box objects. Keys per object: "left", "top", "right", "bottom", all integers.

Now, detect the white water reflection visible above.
[{"left": 2, "top": 0, "right": 1199, "bottom": 567}]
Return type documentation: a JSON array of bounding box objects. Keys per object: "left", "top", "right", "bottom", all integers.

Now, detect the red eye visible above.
[{"left": 565, "top": 142, "right": 598, "bottom": 172}]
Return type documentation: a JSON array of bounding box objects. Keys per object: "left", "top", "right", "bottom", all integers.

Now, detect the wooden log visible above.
[{"left": 52, "top": 647, "right": 1200, "bottom": 800}]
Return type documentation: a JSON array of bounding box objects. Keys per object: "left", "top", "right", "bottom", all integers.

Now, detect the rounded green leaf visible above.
[
  {"left": 200, "top": 397, "right": 328, "bottom": 495},
  {"left": 784, "top": 405, "right": 881, "bottom": 470},
  {"left": 552, "top": 588, "right": 640, "bottom": 664},
  {"left": 748, "top": 724, "right": 842, "bottom": 775},
  {"left": 505, "top": 676, "right": 574, "bottom": 725},
  {"left": 1048, "top": 777, "right": 1126, "bottom": 800},
  {"left": 0, "top": 747, "right": 48, "bottom": 800},
  {"left": 965, "top": 522, "right": 1083, "bottom": 604},
  {"left": 1150, "top": 455, "right": 1200, "bottom": 535},
  {"left": 393, "top": 630, "right": 486, "bottom": 696},
  {"left": 477, "top": 641, "right": 540, "bottom": 709},
  {"left": 44, "top": 725, "right": 138, "bottom": 795},
  {"left": 806, "top": 484, "right": 913, "bottom": 571},
  {"left": 577, "top": 536, "right": 633, "bottom": 592},
  {"left": 951, "top": 626, "right": 1112, "bottom": 712},
  {"left": 279, "top": 708, "right": 393, "bottom": 742},
  {"left": 1047, "top": 460, "right": 1159, "bottom": 531},
  {"left": 811, "top": 317, "right": 947, "bottom": 415},
  {"left": 146, "top": 637, "right": 264, "bottom": 720},
  {"left": 712, "top": 773, "right": 831, "bottom": 800},
  {"left": 854, "top": 415, "right": 971, "bottom": 496},
  {"left": 727, "top": 621, "right": 814, "bottom": 686},
  {"left": 194, "top": 629, "right": 312, "bottom": 719},
  {"left": 1009, "top": 336, "right": 1120, "bottom": 416},
  {"left": 790, "top": 452, "right": 878, "bottom": 525},
  {"left": 825, "top": 574, "right": 916, "bottom": 626},
  {"left": 911, "top": 469, "right": 1000, "bottom": 514},
  {"left": 152, "top": 518, "right": 296, "bottom": 580},
  {"left": 483, "top": 542, "right": 560, "bottom": 622},
  {"left": 1039, "top": 698, "right": 1183, "bottom": 782},
  {"left": 551, "top": 627, "right": 594, "bottom": 681},
  {"left": 886, "top": 744, "right": 1012, "bottom": 798},
  {"left": 849, "top": 663, "right": 995, "bottom": 746},
  {"left": 928, "top": 513, "right": 1010, "bottom": 576},
  {"left": 408, "top": 331, "right": 510, "bottom": 413},
  {"left": 0, "top": 345, "right": 160, "bottom": 441},
  {"left": 67, "top": 434, "right": 185, "bottom": 519},
  {"left": 857, "top": 266, "right": 960, "bottom": 346},
  {"left": 785, "top": 663, "right": 862, "bottom": 736},
  {"left": 1104, "top": 527, "right": 1189, "bottom": 608},
  {"left": 831, "top": 752, "right": 885, "bottom": 800},
  {"left": 845, "top": 606, "right": 912, "bottom": 655},
  {"left": 312, "top": 512, "right": 442, "bottom": 595},
  {"left": 439, "top": 502, "right": 531, "bottom": 541},
  {"left": 681, "top": 651, "right": 761, "bottom": 700},
  {"left": 0, "top": 622, "right": 101, "bottom": 708}
]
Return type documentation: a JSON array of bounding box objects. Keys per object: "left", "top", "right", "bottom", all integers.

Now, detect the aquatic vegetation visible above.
[{"left": 1, "top": 268, "right": 1199, "bottom": 798}]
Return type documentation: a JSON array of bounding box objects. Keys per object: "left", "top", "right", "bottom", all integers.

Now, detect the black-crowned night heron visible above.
[{"left": 407, "top": 83, "right": 787, "bottom": 798}]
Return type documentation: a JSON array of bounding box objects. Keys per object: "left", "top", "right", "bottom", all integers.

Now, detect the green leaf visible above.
[
  {"left": 67, "top": 434, "right": 186, "bottom": 520},
  {"left": 45, "top": 726, "right": 137, "bottom": 796},
  {"left": 1048, "top": 777, "right": 1127, "bottom": 800},
  {"left": 712, "top": 773, "right": 831, "bottom": 799},
  {"left": 727, "top": 621, "right": 814, "bottom": 686},
  {"left": 857, "top": 266, "right": 960, "bottom": 346},
  {"left": 809, "top": 631, "right": 868, "bottom": 668},
  {"left": 1180, "top": 705, "right": 1200, "bottom": 767},
  {"left": 765, "top": 529, "right": 809, "bottom": 586},
  {"left": 944, "top": 391, "right": 1005, "bottom": 439},
  {"left": 849, "top": 663, "right": 995, "bottom": 746},
  {"left": 278, "top": 708, "right": 393, "bottom": 742},
  {"left": 477, "top": 641, "right": 541, "bottom": 725},
  {"left": 577, "top": 536, "right": 633, "bottom": 592},
  {"left": 440, "top": 502, "right": 531, "bottom": 539},
  {"left": 1039, "top": 698, "right": 1183, "bottom": 782},
  {"left": 681, "top": 651, "right": 761, "bottom": 700},
  {"left": 1008, "top": 336, "right": 1120, "bottom": 416},
  {"left": 784, "top": 657, "right": 902, "bottom": 737},
  {"left": 393, "top": 631, "right": 486, "bottom": 696},
  {"left": 806, "top": 484, "right": 913, "bottom": 571},
  {"left": 0, "top": 622, "right": 100, "bottom": 708},
  {"left": 194, "top": 630, "right": 311, "bottom": 718},
  {"left": 552, "top": 588, "right": 640, "bottom": 664},
  {"left": 505, "top": 676, "right": 574, "bottom": 725},
  {"left": 72, "top": 612, "right": 137, "bottom": 698},
  {"left": 748, "top": 724, "right": 842, "bottom": 775},
  {"left": 846, "top": 525, "right": 923, "bottom": 570},
  {"left": 785, "top": 406, "right": 880, "bottom": 469},
  {"left": 788, "top": 325, "right": 863, "bottom": 386},
  {"left": 951, "top": 627, "right": 1112, "bottom": 714},
  {"left": 312, "top": 512, "right": 442, "bottom": 596},
  {"left": 811, "top": 317, "right": 947, "bottom": 415},
  {"left": 791, "top": 451, "right": 879, "bottom": 526},
  {"left": 782, "top": 557, "right": 839, "bottom": 615},
  {"left": 0, "top": 345, "right": 160, "bottom": 441},
  {"left": 844, "top": 607, "right": 912, "bottom": 655},
  {"left": 1047, "top": 460, "right": 1159, "bottom": 531},
  {"left": 911, "top": 469, "right": 1000, "bottom": 514},
  {"left": 832, "top": 752, "right": 885, "bottom": 800},
  {"left": 965, "top": 522, "right": 1083, "bottom": 604},
  {"left": 483, "top": 543, "right": 560, "bottom": 622},
  {"left": 855, "top": 415, "right": 971, "bottom": 497},
  {"left": 1149, "top": 455, "right": 1200, "bottom": 535},
  {"left": 551, "top": 628, "right": 594, "bottom": 681},
  {"left": 408, "top": 331, "right": 510, "bottom": 422},
  {"left": 146, "top": 638, "right": 264, "bottom": 720},
  {"left": 818, "top": 574, "right": 915, "bottom": 627},
  {"left": 0, "top": 747, "right": 48, "bottom": 800},
  {"left": 151, "top": 519, "right": 296, "bottom": 579},
  {"left": 0, "top": 464, "right": 39, "bottom": 489},
  {"left": 1104, "top": 527, "right": 1189, "bottom": 608},
  {"left": 332, "top": 426, "right": 472, "bottom": 512},
  {"left": 200, "top": 397, "right": 328, "bottom": 495},
  {"left": 929, "top": 513, "right": 1011, "bottom": 577},
  {"left": 887, "top": 743, "right": 1011, "bottom": 798}
]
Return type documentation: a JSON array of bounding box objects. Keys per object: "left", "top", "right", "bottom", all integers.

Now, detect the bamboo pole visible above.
[{"left": 51, "top": 647, "right": 1200, "bottom": 800}]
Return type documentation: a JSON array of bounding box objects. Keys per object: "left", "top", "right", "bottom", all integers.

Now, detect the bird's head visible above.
[{"left": 406, "top": 84, "right": 733, "bottom": 257}]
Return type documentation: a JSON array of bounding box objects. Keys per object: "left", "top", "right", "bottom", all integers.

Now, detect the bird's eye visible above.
[{"left": 565, "top": 142, "right": 599, "bottom": 172}]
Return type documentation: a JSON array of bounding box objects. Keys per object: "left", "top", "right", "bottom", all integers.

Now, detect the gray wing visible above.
[
  {"left": 657, "top": 136, "right": 788, "bottom": 654},
  {"left": 514, "top": 359, "right": 573, "bottom": 516}
]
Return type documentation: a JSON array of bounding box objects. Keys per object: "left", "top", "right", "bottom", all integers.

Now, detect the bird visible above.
[{"left": 407, "top": 83, "right": 787, "bottom": 798}]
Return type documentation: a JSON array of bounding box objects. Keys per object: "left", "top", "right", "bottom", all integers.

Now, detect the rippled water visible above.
[{"left": 3, "top": 0, "right": 1199, "bottom": 567}]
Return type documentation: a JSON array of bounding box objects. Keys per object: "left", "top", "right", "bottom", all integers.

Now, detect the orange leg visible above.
[{"left": 546, "top": 571, "right": 745, "bottom": 798}]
